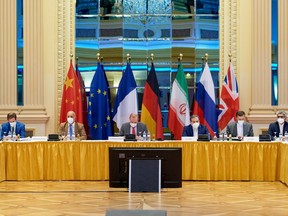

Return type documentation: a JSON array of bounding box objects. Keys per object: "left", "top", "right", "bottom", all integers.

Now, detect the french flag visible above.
[
  {"left": 193, "top": 62, "right": 218, "bottom": 137},
  {"left": 112, "top": 63, "right": 138, "bottom": 129}
]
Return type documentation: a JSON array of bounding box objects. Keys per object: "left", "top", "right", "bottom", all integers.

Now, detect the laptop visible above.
[
  {"left": 197, "top": 134, "right": 210, "bottom": 141},
  {"left": 124, "top": 134, "right": 137, "bottom": 141},
  {"left": 259, "top": 134, "right": 271, "bottom": 142}
]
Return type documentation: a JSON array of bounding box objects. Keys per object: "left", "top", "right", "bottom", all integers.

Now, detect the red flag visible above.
[
  {"left": 218, "top": 63, "right": 239, "bottom": 131},
  {"left": 76, "top": 63, "right": 88, "bottom": 136},
  {"left": 60, "top": 61, "right": 83, "bottom": 123},
  {"left": 141, "top": 63, "right": 164, "bottom": 140}
]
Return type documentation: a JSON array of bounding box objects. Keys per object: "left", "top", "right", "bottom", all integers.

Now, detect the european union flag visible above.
[{"left": 88, "top": 62, "right": 113, "bottom": 140}]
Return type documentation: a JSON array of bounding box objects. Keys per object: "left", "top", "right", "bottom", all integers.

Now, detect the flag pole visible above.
[
  {"left": 76, "top": 57, "right": 79, "bottom": 65},
  {"left": 150, "top": 53, "right": 154, "bottom": 63},
  {"left": 70, "top": 54, "right": 73, "bottom": 63},
  {"left": 204, "top": 53, "right": 208, "bottom": 63},
  {"left": 97, "top": 53, "right": 101, "bottom": 63},
  {"left": 178, "top": 53, "right": 183, "bottom": 62},
  {"left": 228, "top": 53, "right": 232, "bottom": 63},
  {"left": 126, "top": 53, "right": 131, "bottom": 64}
]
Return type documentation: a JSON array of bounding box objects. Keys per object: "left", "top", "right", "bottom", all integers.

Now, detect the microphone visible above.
[{"left": 11, "top": 126, "right": 14, "bottom": 138}]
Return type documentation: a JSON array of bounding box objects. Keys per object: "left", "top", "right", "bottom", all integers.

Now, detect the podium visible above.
[{"left": 128, "top": 158, "right": 161, "bottom": 192}]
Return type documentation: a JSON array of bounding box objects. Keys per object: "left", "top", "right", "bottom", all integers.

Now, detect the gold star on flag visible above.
[
  {"left": 97, "top": 89, "right": 101, "bottom": 94},
  {"left": 104, "top": 123, "right": 107, "bottom": 127},
  {"left": 64, "top": 77, "right": 74, "bottom": 90},
  {"left": 103, "top": 91, "right": 107, "bottom": 96},
  {"left": 89, "top": 110, "right": 92, "bottom": 115},
  {"left": 90, "top": 93, "right": 94, "bottom": 97},
  {"left": 65, "top": 99, "right": 69, "bottom": 103},
  {"left": 107, "top": 116, "right": 110, "bottom": 121},
  {"left": 71, "top": 100, "right": 75, "bottom": 105},
  {"left": 94, "top": 124, "right": 98, "bottom": 129}
]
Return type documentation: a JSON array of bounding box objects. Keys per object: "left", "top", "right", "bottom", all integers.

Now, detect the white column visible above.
[
  {"left": 0, "top": 0, "right": 18, "bottom": 114},
  {"left": 278, "top": 0, "right": 288, "bottom": 109},
  {"left": 249, "top": 0, "right": 274, "bottom": 115},
  {"left": 22, "top": 0, "right": 46, "bottom": 114}
]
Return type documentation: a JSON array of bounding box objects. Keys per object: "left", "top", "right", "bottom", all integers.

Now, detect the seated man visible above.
[
  {"left": 1, "top": 112, "right": 25, "bottom": 140},
  {"left": 268, "top": 110, "right": 288, "bottom": 140},
  {"left": 226, "top": 110, "right": 254, "bottom": 139},
  {"left": 119, "top": 113, "right": 148, "bottom": 139},
  {"left": 59, "top": 110, "right": 87, "bottom": 140},
  {"left": 182, "top": 114, "right": 208, "bottom": 139}
]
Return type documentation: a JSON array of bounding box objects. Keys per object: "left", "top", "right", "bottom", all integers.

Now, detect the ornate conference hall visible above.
[{"left": 1, "top": 0, "right": 288, "bottom": 215}]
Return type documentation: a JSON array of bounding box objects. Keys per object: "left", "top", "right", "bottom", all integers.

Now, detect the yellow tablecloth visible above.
[
  {"left": 280, "top": 143, "right": 288, "bottom": 185},
  {"left": 0, "top": 143, "right": 5, "bottom": 181},
  {"left": 3, "top": 141, "right": 282, "bottom": 181}
]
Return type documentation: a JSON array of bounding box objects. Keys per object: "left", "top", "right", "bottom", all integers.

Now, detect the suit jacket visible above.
[
  {"left": 1, "top": 121, "right": 26, "bottom": 138},
  {"left": 226, "top": 122, "right": 254, "bottom": 137},
  {"left": 182, "top": 124, "right": 208, "bottom": 137},
  {"left": 268, "top": 121, "right": 288, "bottom": 139},
  {"left": 59, "top": 121, "right": 87, "bottom": 140},
  {"left": 119, "top": 122, "right": 148, "bottom": 136}
]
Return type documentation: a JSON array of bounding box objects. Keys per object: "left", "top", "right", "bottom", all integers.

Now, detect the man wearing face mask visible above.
[
  {"left": 268, "top": 110, "right": 288, "bottom": 140},
  {"left": 119, "top": 113, "right": 148, "bottom": 139},
  {"left": 226, "top": 110, "right": 254, "bottom": 139},
  {"left": 182, "top": 114, "right": 208, "bottom": 138},
  {"left": 59, "top": 110, "right": 87, "bottom": 140},
  {"left": 1, "top": 112, "right": 26, "bottom": 140}
]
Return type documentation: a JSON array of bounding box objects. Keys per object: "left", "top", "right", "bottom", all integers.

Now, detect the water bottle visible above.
[
  {"left": 285, "top": 131, "right": 288, "bottom": 142},
  {"left": 147, "top": 131, "right": 150, "bottom": 141},
  {"left": 142, "top": 131, "right": 146, "bottom": 141}
]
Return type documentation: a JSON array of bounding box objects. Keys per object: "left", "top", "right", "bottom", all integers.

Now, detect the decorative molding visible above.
[
  {"left": 57, "top": 0, "right": 75, "bottom": 124},
  {"left": 219, "top": 0, "right": 238, "bottom": 87}
]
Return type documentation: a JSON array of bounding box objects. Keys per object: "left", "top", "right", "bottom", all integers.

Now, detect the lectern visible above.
[{"left": 129, "top": 158, "right": 161, "bottom": 192}]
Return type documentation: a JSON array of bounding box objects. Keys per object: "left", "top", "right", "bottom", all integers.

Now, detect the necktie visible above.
[
  {"left": 132, "top": 127, "right": 136, "bottom": 135},
  {"left": 69, "top": 124, "right": 73, "bottom": 140}
]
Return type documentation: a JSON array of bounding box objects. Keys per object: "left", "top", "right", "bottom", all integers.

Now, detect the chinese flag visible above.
[{"left": 59, "top": 60, "right": 83, "bottom": 123}]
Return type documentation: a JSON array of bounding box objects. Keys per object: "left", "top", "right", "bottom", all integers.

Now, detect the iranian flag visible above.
[{"left": 168, "top": 63, "right": 190, "bottom": 140}]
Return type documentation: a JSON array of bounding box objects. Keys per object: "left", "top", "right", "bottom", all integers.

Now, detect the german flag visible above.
[{"left": 141, "top": 63, "right": 164, "bottom": 140}]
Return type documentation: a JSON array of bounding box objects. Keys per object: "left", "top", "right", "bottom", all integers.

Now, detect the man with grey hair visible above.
[{"left": 268, "top": 110, "right": 288, "bottom": 140}]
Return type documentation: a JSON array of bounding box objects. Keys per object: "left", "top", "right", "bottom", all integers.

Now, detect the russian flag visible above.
[
  {"left": 112, "top": 63, "right": 138, "bottom": 129},
  {"left": 193, "top": 62, "right": 218, "bottom": 137}
]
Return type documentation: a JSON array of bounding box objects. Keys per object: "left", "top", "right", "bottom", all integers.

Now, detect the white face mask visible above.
[
  {"left": 67, "top": 117, "right": 74, "bottom": 124},
  {"left": 10, "top": 122, "right": 16, "bottom": 128},
  {"left": 238, "top": 120, "right": 244, "bottom": 126},
  {"left": 277, "top": 118, "right": 285, "bottom": 124},
  {"left": 130, "top": 123, "right": 137, "bottom": 128},
  {"left": 192, "top": 122, "right": 200, "bottom": 129}
]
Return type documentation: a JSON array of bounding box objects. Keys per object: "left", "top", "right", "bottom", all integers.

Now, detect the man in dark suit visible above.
[
  {"left": 1, "top": 112, "right": 26, "bottom": 140},
  {"left": 268, "top": 110, "right": 288, "bottom": 140},
  {"left": 182, "top": 114, "right": 208, "bottom": 138},
  {"left": 119, "top": 113, "right": 148, "bottom": 139},
  {"left": 226, "top": 110, "right": 254, "bottom": 139},
  {"left": 59, "top": 111, "right": 87, "bottom": 140}
]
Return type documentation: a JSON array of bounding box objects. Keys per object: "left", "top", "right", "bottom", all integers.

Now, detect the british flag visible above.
[{"left": 218, "top": 63, "right": 239, "bottom": 131}]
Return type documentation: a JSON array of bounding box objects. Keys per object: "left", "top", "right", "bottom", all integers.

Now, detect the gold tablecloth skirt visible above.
[{"left": 1, "top": 141, "right": 285, "bottom": 182}]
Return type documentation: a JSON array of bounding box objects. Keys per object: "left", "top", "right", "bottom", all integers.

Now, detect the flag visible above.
[
  {"left": 193, "top": 62, "right": 218, "bottom": 137},
  {"left": 218, "top": 63, "right": 239, "bottom": 131},
  {"left": 88, "top": 62, "right": 113, "bottom": 140},
  {"left": 75, "top": 63, "right": 89, "bottom": 136},
  {"left": 60, "top": 60, "right": 83, "bottom": 123},
  {"left": 141, "top": 63, "right": 164, "bottom": 140},
  {"left": 168, "top": 63, "right": 190, "bottom": 140},
  {"left": 113, "top": 63, "right": 138, "bottom": 129}
]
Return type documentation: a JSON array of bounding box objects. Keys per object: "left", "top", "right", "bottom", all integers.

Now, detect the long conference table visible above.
[{"left": 0, "top": 140, "right": 288, "bottom": 186}]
